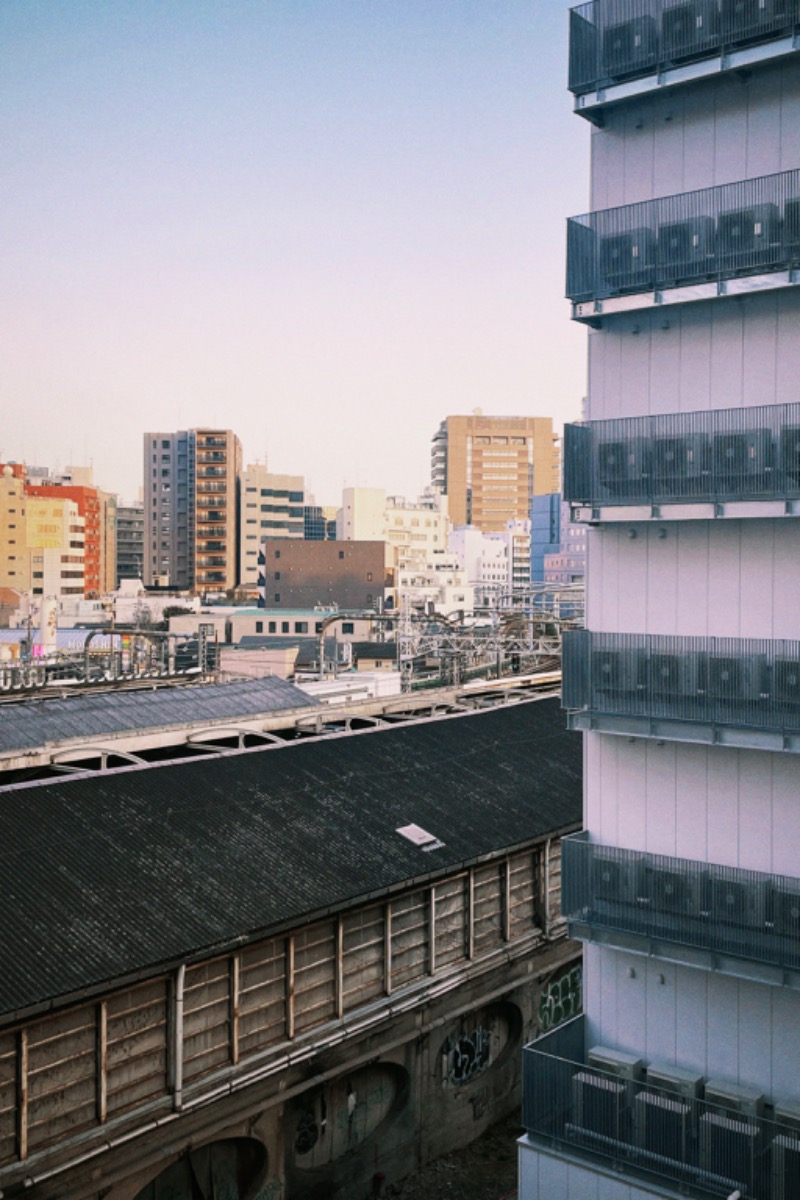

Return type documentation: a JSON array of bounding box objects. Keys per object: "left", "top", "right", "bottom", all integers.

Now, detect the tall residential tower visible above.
[{"left": 521, "top": 4, "right": 800, "bottom": 1199}]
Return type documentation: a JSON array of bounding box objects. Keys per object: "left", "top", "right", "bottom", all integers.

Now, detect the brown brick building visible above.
[{"left": 258, "top": 538, "right": 395, "bottom": 610}]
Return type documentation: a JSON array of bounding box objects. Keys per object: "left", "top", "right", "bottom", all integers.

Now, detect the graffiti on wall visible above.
[
  {"left": 442, "top": 1027, "right": 492, "bottom": 1086},
  {"left": 537, "top": 963, "right": 582, "bottom": 1033}
]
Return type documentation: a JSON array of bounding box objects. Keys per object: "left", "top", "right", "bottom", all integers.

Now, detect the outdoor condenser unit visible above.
[
  {"left": 657, "top": 215, "right": 716, "bottom": 282},
  {"left": 602, "top": 16, "right": 658, "bottom": 77},
  {"left": 599, "top": 228, "right": 656, "bottom": 291},
  {"left": 661, "top": 1, "right": 720, "bottom": 58},
  {"left": 717, "top": 202, "right": 780, "bottom": 263}
]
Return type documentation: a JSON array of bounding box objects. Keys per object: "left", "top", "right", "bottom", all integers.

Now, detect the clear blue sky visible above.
[{"left": 1, "top": 1, "right": 589, "bottom": 504}]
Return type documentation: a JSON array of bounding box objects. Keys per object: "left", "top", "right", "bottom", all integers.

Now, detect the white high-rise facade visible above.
[{"left": 521, "top": 5, "right": 800, "bottom": 1199}]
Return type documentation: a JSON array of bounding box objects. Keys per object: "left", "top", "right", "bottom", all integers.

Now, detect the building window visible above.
[
  {"left": 274, "top": 593, "right": 280, "bottom": 603},
  {"left": 315, "top": 622, "right": 323, "bottom": 633},
  {"left": 275, "top": 550, "right": 280, "bottom": 558},
  {"left": 294, "top": 621, "right": 308, "bottom": 633},
  {"left": 281, "top": 621, "right": 289, "bottom": 633},
  {"left": 339, "top": 550, "right": 345, "bottom": 559},
  {"left": 268, "top": 621, "right": 276, "bottom": 633},
  {"left": 274, "top": 571, "right": 281, "bottom": 580},
  {"left": 342, "top": 622, "right": 354, "bottom": 634},
  {"left": 255, "top": 620, "right": 263, "bottom": 633}
]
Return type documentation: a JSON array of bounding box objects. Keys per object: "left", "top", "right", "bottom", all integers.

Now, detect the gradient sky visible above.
[{"left": 1, "top": 1, "right": 590, "bottom": 505}]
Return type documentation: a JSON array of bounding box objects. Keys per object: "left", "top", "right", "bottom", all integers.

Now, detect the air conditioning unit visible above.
[
  {"left": 600, "top": 227, "right": 656, "bottom": 291},
  {"left": 572, "top": 1070, "right": 627, "bottom": 1139},
  {"left": 780, "top": 425, "right": 800, "bottom": 488},
  {"left": 705, "top": 870, "right": 765, "bottom": 928},
  {"left": 657, "top": 215, "right": 716, "bottom": 282},
  {"left": 699, "top": 1111, "right": 758, "bottom": 1193},
  {"left": 588, "top": 1046, "right": 644, "bottom": 1082},
  {"left": 648, "top": 652, "right": 700, "bottom": 699},
  {"left": 705, "top": 654, "right": 764, "bottom": 701},
  {"left": 769, "top": 883, "right": 800, "bottom": 935},
  {"left": 712, "top": 428, "right": 773, "bottom": 491},
  {"left": 591, "top": 648, "right": 644, "bottom": 696},
  {"left": 704, "top": 1079, "right": 765, "bottom": 1118},
  {"left": 785, "top": 197, "right": 800, "bottom": 258},
  {"left": 661, "top": 1, "right": 719, "bottom": 59},
  {"left": 651, "top": 433, "right": 709, "bottom": 492},
  {"left": 645, "top": 1063, "right": 705, "bottom": 1102},
  {"left": 602, "top": 16, "right": 658, "bottom": 78},
  {"left": 598, "top": 437, "right": 650, "bottom": 496},
  {"left": 771, "top": 1132, "right": 800, "bottom": 1200},
  {"left": 772, "top": 658, "right": 800, "bottom": 704},
  {"left": 717, "top": 202, "right": 781, "bottom": 265},
  {"left": 593, "top": 851, "right": 637, "bottom": 905},
  {"left": 638, "top": 863, "right": 702, "bottom": 917},
  {"left": 633, "top": 1089, "right": 691, "bottom": 1160}
]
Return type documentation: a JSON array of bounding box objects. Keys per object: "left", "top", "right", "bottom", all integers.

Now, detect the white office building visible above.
[{"left": 521, "top": 4, "right": 800, "bottom": 1199}]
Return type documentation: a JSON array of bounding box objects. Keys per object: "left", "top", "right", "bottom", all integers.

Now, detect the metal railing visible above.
[
  {"left": 564, "top": 401, "right": 800, "bottom": 505},
  {"left": 564, "top": 630, "right": 800, "bottom": 732},
  {"left": 569, "top": 0, "right": 800, "bottom": 95},
  {"left": 563, "top": 832, "right": 800, "bottom": 971},
  {"left": 567, "top": 168, "right": 800, "bottom": 302},
  {"left": 524, "top": 1015, "right": 797, "bottom": 1198}
]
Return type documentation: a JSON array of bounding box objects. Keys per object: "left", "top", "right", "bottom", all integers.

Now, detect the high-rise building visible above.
[
  {"left": 239, "top": 464, "right": 305, "bottom": 591},
  {"left": 337, "top": 487, "right": 450, "bottom": 569},
  {"left": 143, "top": 430, "right": 195, "bottom": 589},
  {"left": 430, "top": 414, "right": 559, "bottom": 532},
  {"left": 143, "top": 428, "right": 242, "bottom": 592},
  {"left": 116, "top": 501, "right": 144, "bottom": 585},
  {"left": 521, "top": 7, "right": 800, "bottom": 1199}
]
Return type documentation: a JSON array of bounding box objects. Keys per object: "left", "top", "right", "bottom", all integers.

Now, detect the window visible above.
[
  {"left": 255, "top": 620, "right": 263, "bottom": 633},
  {"left": 274, "top": 593, "right": 281, "bottom": 603},
  {"left": 315, "top": 622, "right": 323, "bottom": 633},
  {"left": 339, "top": 550, "right": 345, "bottom": 559},
  {"left": 268, "top": 621, "right": 276, "bottom": 633},
  {"left": 275, "top": 571, "right": 281, "bottom": 580},
  {"left": 281, "top": 621, "right": 289, "bottom": 633},
  {"left": 294, "top": 621, "right": 308, "bottom": 633},
  {"left": 342, "top": 622, "right": 354, "bottom": 634},
  {"left": 274, "top": 550, "right": 280, "bottom": 558}
]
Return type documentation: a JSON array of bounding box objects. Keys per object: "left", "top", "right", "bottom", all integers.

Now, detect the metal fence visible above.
[
  {"left": 569, "top": 0, "right": 800, "bottom": 94},
  {"left": 523, "top": 1015, "right": 800, "bottom": 1198},
  {"left": 567, "top": 167, "right": 800, "bottom": 301},
  {"left": 563, "top": 630, "right": 800, "bottom": 732},
  {"left": 564, "top": 401, "right": 800, "bottom": 505},
  {"left": 563, "top": 832, "right": 800, "bottom": 971}
]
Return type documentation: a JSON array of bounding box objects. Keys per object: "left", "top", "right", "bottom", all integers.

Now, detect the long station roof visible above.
[
  {"left": 0, "top": 697, "right": 581, "bottom": 1019},
  {"left": 0, "top": 675, "right": 316, "bottom": 756}
]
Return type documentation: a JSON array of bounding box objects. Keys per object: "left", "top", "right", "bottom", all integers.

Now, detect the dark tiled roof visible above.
[
  {"left": 0, "top": 698, "right": 581, "bottom": 1017},
  {"left": 0, "top": 676, "right": 316, "bottom": 755}
]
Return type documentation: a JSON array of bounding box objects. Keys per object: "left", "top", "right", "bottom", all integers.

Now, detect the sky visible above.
[{"left": 1, "top": 1, "right": 590, "bottom": 505}]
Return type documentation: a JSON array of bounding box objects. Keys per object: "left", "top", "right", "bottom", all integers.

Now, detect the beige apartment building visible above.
[
  {"left": 239, "top": 463, "right": 305, "bottom": 591},
  {"left": 0, "top": 467, "right": 86, "bottom": 597},
  {"left": 430, "top": 413, "right": 560, "bottom": 532}
]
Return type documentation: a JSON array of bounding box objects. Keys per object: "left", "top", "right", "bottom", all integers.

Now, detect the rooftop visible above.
[{"left": 0, "top": 698, "right": 580, "bottom": 1019}]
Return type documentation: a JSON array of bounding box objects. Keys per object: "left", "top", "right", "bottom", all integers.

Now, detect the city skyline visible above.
[{"left": 1, "top": 1, "right": 588, "bottom": 504}]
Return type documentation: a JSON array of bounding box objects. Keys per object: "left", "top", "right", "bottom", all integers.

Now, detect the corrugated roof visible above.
[
  {"left": 0, "top": 676, "right": 316, "bottom": 754},
  {"left": 0, "top": 698, "right": 580, "bottom": 1017}
]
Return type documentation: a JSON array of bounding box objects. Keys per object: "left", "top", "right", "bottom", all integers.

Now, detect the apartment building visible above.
[
  {"left": 431, "top": 413, "right": 560, "bottom": 532},
  {"left": 144, "top": 428, "right": 242, "bottom": 592},
  {"left": 239, "top": 463, "right": 305, "bottom": 590},
  {"left": 521, "top": 5, "right": 800, "bottom": 1199},
  {"left": 337, "top": 487, "right": 451, "bottom": 568},
  {"left": 115, "top": 501, "right": 144, "bottom": 584}
]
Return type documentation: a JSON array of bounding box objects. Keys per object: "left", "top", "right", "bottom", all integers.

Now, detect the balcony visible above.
[
  {"left": 563, "top": 833, "right": 800, "bottom": 982},
  {"left": 523, "top": 1014, "right": 800, "bottom": 1199},
  {"left": 564, "top": 630, "right": 800, "bottom": 750},
  {"left": 567, "top": 168, "right": 800, "bottom": 320},
  {"left": 569, "top": 0, "right": 800, "bottom": 118},
  {"left": 564, "top": 401, "right": 800, "bottom": 520},
  {"left": 197, "top": 467, "right": 227, "bottom": 479}
]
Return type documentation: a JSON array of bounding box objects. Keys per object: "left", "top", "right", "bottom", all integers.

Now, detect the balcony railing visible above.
[
  {"left": 563, "top": 833, "right": 800, "bottom": 973},
  {"left": 564, "top": 402, "right": 800, "bottom": 506},
  {"left": 564, "top": 630, "right": 800, "bottom": 734},
  {"left": 524, "top": 1015, "right": 798, "bottom": 1199},
  {"left": 567, "top": 168, "right": 800, "bottom": 303},
  {"left": 569, "top": 0, "right": 800, "bottom": 96}
]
